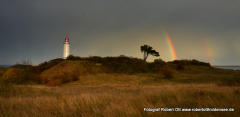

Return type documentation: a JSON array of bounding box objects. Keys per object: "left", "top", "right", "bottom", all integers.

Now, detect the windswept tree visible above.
[{"left": 140, "top": 45, "right": 160, "bottom": 61}]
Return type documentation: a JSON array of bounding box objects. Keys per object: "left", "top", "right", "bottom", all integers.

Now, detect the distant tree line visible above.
[{"left": 168, "top": 59, "right": 211, "bottom": 67}]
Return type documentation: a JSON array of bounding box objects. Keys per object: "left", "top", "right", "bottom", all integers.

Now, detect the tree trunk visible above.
[
  {"left": 143, "top": 51, "right": 146, "bottom": 60},
  {"left": 143, "top": 52, "right": 148, "bottom": 61}
]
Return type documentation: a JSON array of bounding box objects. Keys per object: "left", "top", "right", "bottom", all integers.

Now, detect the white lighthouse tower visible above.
[{"left": 63, "top": 36, "right": 70, "bottom": 59}]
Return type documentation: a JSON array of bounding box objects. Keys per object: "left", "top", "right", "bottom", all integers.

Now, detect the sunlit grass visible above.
[
  {"left": 1, "top": 60, "right": 240, "bottom": 116},
  {"left": 1, "top": 73, "right": 240, "bottom": 116}
]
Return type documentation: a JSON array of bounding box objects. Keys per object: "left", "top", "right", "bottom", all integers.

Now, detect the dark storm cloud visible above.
[{"left": 0, "top": 0, "right": 240, "bottom": 65}]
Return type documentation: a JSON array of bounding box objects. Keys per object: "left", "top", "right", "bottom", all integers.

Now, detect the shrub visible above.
[
  {"left": 154, "top": 58, "right": 164, "bottom": 63},
  {"left": 2, "top": 68, "right": 24, "bottom": 84},
  {"left": 161, "top": 68, "right": 174, "bottom": 79},
  {"left": 176, "top": 64, "right": 184, "bottom": 70},
  {"left": 46, "top": 79, "right": 63, "bottom": 87},
  {"left": 44, "top": 72, "right": 80, "bottom": 87},
  {"left": 0, "top": 67, "right": 8, "bottom": 77},
  {"left": 167, "top": 59, "right": 211, "bottom": 67},
  {"left": 2, "top": 68, "right": 41, "bottom": 84}
]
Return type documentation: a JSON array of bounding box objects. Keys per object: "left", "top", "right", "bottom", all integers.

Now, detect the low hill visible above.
[
  {"left": 35, "top": 56, "right": 212, "bottom": 75},
  {"left": 38, "top": 56, "right": 240, "bottom": 86},
  {"left": 3, "top": 55, "right": 239, "bottom": 86}
]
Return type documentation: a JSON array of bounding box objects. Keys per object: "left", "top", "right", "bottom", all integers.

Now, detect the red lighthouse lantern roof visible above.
[{"left": 65, "top": 36, "right": 69, "bottom": 40}]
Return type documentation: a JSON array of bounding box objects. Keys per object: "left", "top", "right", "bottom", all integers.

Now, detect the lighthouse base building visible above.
[{"left": 63, "top": 36, "right": 70, "bottom": 59}]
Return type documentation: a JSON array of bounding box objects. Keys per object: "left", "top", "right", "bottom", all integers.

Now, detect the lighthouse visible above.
[{"left": 63, "top": 36, "right": 70, "bottom": 59}]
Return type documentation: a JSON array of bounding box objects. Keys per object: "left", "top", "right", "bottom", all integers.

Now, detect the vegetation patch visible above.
[
  {"left": 0, "top": 67, "right": 8, "bottom": 77},
  {"left": 219, "top": 77, "right": 240, "bottom": 86},
  {"left": 161, "top": 68, "right": 174, "bottom": 79}
]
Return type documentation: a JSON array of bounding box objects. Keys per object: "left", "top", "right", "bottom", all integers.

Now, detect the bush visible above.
[
  {"left": 44, "top": 72, "right": 80, "bottom": 87},
  {"left": 2, "top": 68, "right": 41, "bottom": 84},
  {"left": 176, "top": 64, "right": 184, "bottom": 70},
  {"left": 161, "top": 68, "right": 174, "bottom": 79},
  {"left": 66, "top": 55, "right": 82, "bottom": 60},
  {"left": 3, "top": 59, "right": 41, "bottom": 84},
  {"left": 46, "top": 79, "right": 63, "bottom": 87},
  {"left": 168, "top": 59, "right": 211, "bottom": 67},
  {"left": 154, "top": 58, "right": 164, "bottom": 63},
  {"left": 0, "top": 67, "right": 8, "bottom": 77},
  {"left": 2, "top": 68, "right": 24, "bottom": 84}
]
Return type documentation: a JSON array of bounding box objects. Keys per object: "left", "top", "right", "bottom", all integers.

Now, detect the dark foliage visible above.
[
  {"left": 176, "top": 64, "right": 184, "bottom": 70},
  {"left": 10, "top": 65, "right": 32, "bottom": 69},
  {"left": 66, "top": 55, "right": 81, "bottom": 60},
  {"left": 168, "top": 59, "right": 211, "bottom": 67},
  {"left": 161, "top": 68, "right": 174, "bottom": 79},
  {"left": 220, "top": 77, "right": 240, "bottom": 86},
  {"left": 32, "top": 58, "right": 64, "bottom": 74},
  {"left": 46, "top": 72, "right": 79, "bottom": 87},
  {"left": 0, "top": 67, "right": 8, "bottom": 77},
  {"left": 64, "top": 55, "right": 151, "bottom": 74},
  {"left": 3, "top": 60, "right": 41, "bottom": 84},
  {"left": 140, "top": 45, "right": 160, "bottom": 61},
  {"left": 148, "top": 62, "right": 166, "bottom": 73}
]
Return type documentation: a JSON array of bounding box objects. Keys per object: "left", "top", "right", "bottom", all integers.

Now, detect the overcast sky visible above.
[{"left": 0, "top": 0, "right": 240, "bottom": 65}]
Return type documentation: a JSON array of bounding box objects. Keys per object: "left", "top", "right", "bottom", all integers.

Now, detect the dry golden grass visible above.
[
  {"left": 1, "top": 73, "right": 240, "bottom": 117},
  {"left": 1, "top": 61, "right": 240, "bottom": 116}
]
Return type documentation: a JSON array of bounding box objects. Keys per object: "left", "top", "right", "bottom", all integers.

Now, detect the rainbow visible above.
[
  {"left": 204, "top": 38, "right": 213, "bottom": 64},
  {"left": 164, "top": 32, "right": 177, "bottom": 60}
]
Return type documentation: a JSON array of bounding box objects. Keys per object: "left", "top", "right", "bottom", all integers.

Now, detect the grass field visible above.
[
  {"left": 1, "top": 59, "right": 240, "bottom": 116},
  {"left": 1, "top": 69, "right": 240, "bottom": 116}
]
